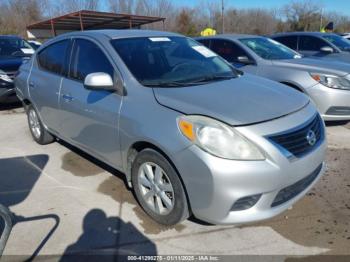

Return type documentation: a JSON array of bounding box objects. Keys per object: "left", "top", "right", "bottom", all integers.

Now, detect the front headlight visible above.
[
  {"left": 0, "top": 70, "right": 13, "bottom": 83},
  {"left": 310, "top": 73, "right": 350, "bottom": 90},
  {"left": 177, "top": 115, "right": 265, "bottom": 160}
]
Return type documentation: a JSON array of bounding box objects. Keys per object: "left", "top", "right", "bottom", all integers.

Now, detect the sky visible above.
[{"left": 171, "top": 0, "right": 350, "bottom": 16}]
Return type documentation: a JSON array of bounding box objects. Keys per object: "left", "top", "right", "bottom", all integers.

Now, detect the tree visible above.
[
  {"left": 0, "top": 0, "right": 43, "bottom": 36},
  {"left": 175, "top": 8, "right": 197, "bottom": 36},
  {"left": 282, "top": 0, "right": 322, "bottom": 31}
]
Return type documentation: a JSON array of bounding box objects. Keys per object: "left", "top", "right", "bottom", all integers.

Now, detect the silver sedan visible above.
[
  {"left": 15, "top": 30, "right": 326, "bottom": 225},
  {"left": 196, "top": 34, "right": 350, "bottom": 121}
]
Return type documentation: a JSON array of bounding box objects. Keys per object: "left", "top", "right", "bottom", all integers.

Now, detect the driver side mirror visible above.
[
  {"left": 84, "top": 72, "right": 115, "bottom": 91},
  {"left": 237, "top": 56, "right": 255, "bottom": 65},
  {"left": 320, "top": 46, "right": 334, "bottom": 53}
]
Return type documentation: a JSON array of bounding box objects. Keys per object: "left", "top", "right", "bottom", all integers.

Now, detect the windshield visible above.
[
  {"left": 0, "top": 37, "right": 34, "bottom": 57},
  {"left": 322, "top": 34, "right": 350, "bottom": 51},
  {"left": 240, "top": 37, "right": 301, "bottom": 60},
  {"left": 111, "top": 36, "right": 238, "bottom": 87}
]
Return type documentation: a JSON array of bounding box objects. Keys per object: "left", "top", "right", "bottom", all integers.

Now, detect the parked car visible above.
[
  {"left": 15, "top": 30, "right": 326, "bottom": 225},
  {"left": 196, "top": 34, "right": 350, "bottom": 121},
  {"left": 0, "top": 35, "right": 34, "bottom": 103},
  {"left": 27, "top": 40, "right": 42, "bottom": 50},
  {"left": 271, "top": 32, "right": 350, "bottom": 63}
]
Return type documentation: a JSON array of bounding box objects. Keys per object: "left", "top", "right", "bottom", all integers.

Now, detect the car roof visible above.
[
  {"left": 57, "top": 29, "right": 182, "bottom": 40},
  {"left": 272, "top": 32, "right": 336, "bottom": 38},
  {"left": 196, "top": 34, "right": 264, "bottom": 41}
]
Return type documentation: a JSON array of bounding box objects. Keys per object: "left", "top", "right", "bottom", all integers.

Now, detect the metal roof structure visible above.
[{"left": 26, "top": 10, "right": 165, "bottom": 38}]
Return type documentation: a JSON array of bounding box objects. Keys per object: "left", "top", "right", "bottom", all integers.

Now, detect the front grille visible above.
[
  {"left": 271, "top": 164, "right": 323, "bottom": 207},
  {"left": 268, "top": 114, "right": 324, "bottom": 159}
]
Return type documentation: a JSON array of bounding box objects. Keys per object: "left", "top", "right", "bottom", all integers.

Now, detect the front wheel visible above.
[
  {"left": 26, "top": 105, "right": 55, "bottom": 145},
  {"left": 131, "top": 149, "right": 189, "bottom": 225}
]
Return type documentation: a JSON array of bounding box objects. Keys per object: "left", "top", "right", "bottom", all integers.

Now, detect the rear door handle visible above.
[{"left": 62, "top": 94, "right": 74, "bottom": 102}]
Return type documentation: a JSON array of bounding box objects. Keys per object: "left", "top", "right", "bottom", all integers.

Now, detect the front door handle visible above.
[
  {"left": 29, "top": 82, "right": 35, "bottom": 88},
  {"left": 62, "top": 94, "right": 74, "bottom": 102}
]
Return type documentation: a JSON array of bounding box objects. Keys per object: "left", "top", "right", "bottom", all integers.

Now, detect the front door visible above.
[{"left": 59, "top": 38, "right": 123, "bottom": 168}]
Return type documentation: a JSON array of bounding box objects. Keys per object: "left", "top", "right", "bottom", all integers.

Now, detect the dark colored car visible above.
[
  {"left": 0, "top": 35, "right": 34, "bottom": 103},
  {"left": 271, "top": 32, "right": 350, "bottom": 63}
]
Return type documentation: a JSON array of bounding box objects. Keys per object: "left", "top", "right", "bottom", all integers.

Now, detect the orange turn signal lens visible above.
[
  {"left": 178, "top": 119, "right": 195, "bottom": 141},
  {"left": 311, "top": 74, "right": 321, "bottom": 82}
]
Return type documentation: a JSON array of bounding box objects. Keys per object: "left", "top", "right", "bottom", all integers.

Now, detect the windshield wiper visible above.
[
  {"left": 143, "top": 81, "right": 193, "bottom": 87},
  {"left": 189, "top": 74, "right": 236, "bottom": 84},
  {"left": 143, "top": 74, "right": 236, "bottom": 87}
]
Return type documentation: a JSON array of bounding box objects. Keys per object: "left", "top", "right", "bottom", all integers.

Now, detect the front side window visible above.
[
  {"left": 299, "top": 36, "right": 331, "bottom": 51},
  {"left": 0, "top": 37, "right": 34, "bottom": 57},
  {"left": 210, "top": 39, "right": 251, "bottom": 63},
  {"left": 239, "top": 37, "right": 300, "bottom": 60},
  {"left": 322, "top": 34, "right": 350, "bottom": 51},
  {"left": 70, "top": 39, "right": 114, "bottom": 82},
  {"left": 38, "top": 40, "right": 69, "bottom": 75},
  {"left": 111, "top": 36, "right": 237, "bottom": 87},
  {"left": 273, "top": 36, "right": 298, "bottom": 50}
]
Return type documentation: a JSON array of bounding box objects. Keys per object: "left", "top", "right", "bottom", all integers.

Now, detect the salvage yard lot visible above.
[{"left": 0, "top": 104, "right": 349, "bottom": 260}]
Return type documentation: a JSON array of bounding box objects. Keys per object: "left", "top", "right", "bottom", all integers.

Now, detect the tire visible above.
[
  {"left": 26, "top": 104, "right": 55, "bottom": 145},
  {"left": 131, "top": 149, "right": 189, "bottom": 225}
]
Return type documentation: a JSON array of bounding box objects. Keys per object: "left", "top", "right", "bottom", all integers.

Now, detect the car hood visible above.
[
  {"left": 271, "top": 57, "right": 350, "bottom": 76},
  {"left": 153, "top": 74, "right": 309, "bottom": 126},
  {"left": 0, "top": 57, "right": 28, "bottom": 72}
]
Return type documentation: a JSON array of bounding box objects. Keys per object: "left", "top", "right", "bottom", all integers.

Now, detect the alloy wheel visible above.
[{"left": 137, "top": 162, "right": 175, "bottom": 215}]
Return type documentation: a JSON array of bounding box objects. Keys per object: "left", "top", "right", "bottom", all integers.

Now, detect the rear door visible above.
[
  {"left": 59, "top": 38, "right": 123, "bottom": 168},
  {"left": 29, "top": 39, "right": 70, "bottom": 132}
]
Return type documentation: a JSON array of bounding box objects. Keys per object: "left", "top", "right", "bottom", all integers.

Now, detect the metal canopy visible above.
[{"left": 27, "top": 10, "right": 165, "bottom": 38}]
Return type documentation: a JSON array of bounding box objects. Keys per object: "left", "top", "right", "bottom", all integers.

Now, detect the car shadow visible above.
[
  {"left": 0, "top": 154, "right": 48, "bottom": 207},
  {"left": 60, "top": 209, "right": 157, "bottom": 261},
  {"left": 0, "top": 101, "right": 22, "bottom": 111},
  {"left": 0, "top": 154, "right": 60, "bottom": 259}
]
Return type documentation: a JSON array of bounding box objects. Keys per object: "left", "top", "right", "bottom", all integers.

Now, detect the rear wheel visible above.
[
  {"left": 26, "top": 105, "right": 54, "bottom": 145},
  {"left": 131, "top": 149, "right": 189, "bottom": 225}
]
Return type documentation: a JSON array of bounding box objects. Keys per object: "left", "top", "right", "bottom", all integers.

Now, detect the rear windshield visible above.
[
  {"left": 111, "top": 36, "right": 238, "bottom": 87},
  {"left": 240, "top": 37, "right": 301, "bottom": 60}
]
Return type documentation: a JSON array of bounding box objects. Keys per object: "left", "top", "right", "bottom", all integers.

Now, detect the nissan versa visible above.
[
  {"left": 15, "top": 30, "right": 326, "bottom": 225},
  {"left": 197, "top": 34, "right": 350, "bottom": 121}
]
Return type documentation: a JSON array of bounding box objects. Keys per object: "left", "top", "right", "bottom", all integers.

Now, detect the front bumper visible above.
[
  {"left": 0, "top": 80, "right": 17, "bottom": 103},
  {"left": 173, "top": 103, "right": 326, "bottom": 224},
  {"left": 307, "top": 83, "right": 350, "bottom": 121}
]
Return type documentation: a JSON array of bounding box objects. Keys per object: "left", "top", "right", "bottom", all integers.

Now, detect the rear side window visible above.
[
  {"left": 210, "top": 39, "right": 250, "bottom": 63},
  {"left": 299, "top": 36, "right": 330, "bottom": 51},
  {"left": 69, "top": 39, "right": 114, "bottom": 82},
  {"left": 37, "top": 40, "right": 69, "bottom": 75},
  {"left": 273, "top": 36, "right": 298, "bottom": 50}
]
